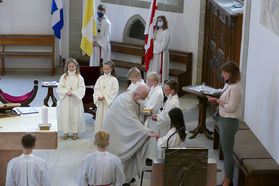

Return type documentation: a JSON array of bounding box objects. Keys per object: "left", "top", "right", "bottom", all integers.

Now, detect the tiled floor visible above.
[{"left": 0, "top": 71, "right": 229, "bottom": 186}]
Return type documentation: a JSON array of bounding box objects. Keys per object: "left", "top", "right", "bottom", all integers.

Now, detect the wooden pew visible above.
[
  {"left": 110, "top": 41, "right": 192, "bottom": 96},
  {"left": 0, "top": 34, "right": 55, "bottom": 76},
  {"left": 233, "top": 129, "right": 279, "bottom": 186}
]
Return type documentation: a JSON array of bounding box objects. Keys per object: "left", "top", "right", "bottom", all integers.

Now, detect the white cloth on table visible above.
[
  {"left": 93, "top": 74, "right": 119, "bottom": 132},
  {"left": 148, "top": 28, "right": 170, "bottom": 83},
  {"left": 77, "top": 151, "right": 125, "bottom": 186},
  {"left": 102, "top": 91, "right": 152, "bottom": 181},
  {"left": 157, "top": 94, "right": 180, "bottom": 136},
  {"left": 127, "top": 79, "right": 146, "bottom": 92},
  {"left": 6, "top": 154, "right": 50, "bottom": 186},
  {"left": 157, "top": 127, "right": 184, "bottom": 159},
  {"left": 56, "top": 73, "right": 85, "bottom": 133},
  {"left": 90, "top": 16, "right": 111, "bottom": 66}
]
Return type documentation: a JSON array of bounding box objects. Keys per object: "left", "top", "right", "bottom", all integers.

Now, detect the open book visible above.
[{"left": 12, "top": 107, "right": 38, "bottom": 115}]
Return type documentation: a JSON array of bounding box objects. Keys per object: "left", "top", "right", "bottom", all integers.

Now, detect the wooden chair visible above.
[
  {"left": 0, "top": 80, "right": 38, "bottom": 106},
  {"left": 80, "top": 66, "right": 100, "bottom": 118}
]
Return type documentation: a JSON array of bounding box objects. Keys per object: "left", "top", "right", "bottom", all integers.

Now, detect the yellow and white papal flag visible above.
[{"left": 80, "top": 0, "right": 97, "bottom": 56}]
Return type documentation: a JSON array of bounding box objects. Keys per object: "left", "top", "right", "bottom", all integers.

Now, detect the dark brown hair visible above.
[
  {"left": 98, "top": 4, "right": 106, "bottom": 11},
  {"left": 165, "top": 79, "right": 178, "bottom": 93},
  {"left": 169, "top": 108, "right": 186, "bottom": 141},
  {"left": 21, "top": 133, "right": 36, "bottom": 149},
  {"left": 103, "top": 61, "right": 117, "bottom": 77},
  {"left": 220, "top": 61, "right": 240, "bottom": 84},
  {"left": 156, "top": 15, "right": 168, "bottom": 30}
]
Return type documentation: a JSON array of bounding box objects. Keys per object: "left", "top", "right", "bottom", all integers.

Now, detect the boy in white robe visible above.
[
  {"left": 148, "top": 15, "right": 170, "bottom": 83},
  {"left": 93, "top": 61, "right": 119, "bottom": 133},
  {"left": 127, "top": 67, "right": 146, "bottom": 91},
  {"left": 6, "top": 133, "right": 50, "bottom": 186},
  {"left": 56, "top": 58, "right": 85, "bottom": 140},
  {"left": 157, "top": 108, "right": 186, "bottom": 159},
  {"left": 143, "top": 72, "right": 164, "bottom": 159},
  {"left": 90, "top": 4, "right": 111, "bottom": 66},
  {"left": 152, "top": 80, "right": 180, "bottom": 136},
  {"left": 77, "top": 131, "right": 125, "bottom": 186}
]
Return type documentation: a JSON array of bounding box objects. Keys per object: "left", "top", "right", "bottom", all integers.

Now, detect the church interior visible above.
[{"left": 1, "top": 0, "right": 279, "bottom": 186}]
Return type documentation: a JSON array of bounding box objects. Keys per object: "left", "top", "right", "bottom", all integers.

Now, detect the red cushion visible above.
[{"left": 0, "top": 91, "right": 33, "bottom": 103}]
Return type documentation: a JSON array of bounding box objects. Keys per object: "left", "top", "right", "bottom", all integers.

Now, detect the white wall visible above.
[
  {"left": 245, "top": 0, "right": 279, "bottom": 163},
  {"left": 95, "top": 0, "right": 201, "bottom": 83},
  {"left": 0, "top": 0, "right": 69, "bottom": 69}
]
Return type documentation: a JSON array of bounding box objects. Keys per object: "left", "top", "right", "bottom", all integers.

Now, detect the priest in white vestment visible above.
[
  {"left": 102, "top": 85, "right": 159, "bottom": 181},
  {"left": 148, "top": 16, "right": 170, "bottom": 83},
  {"left": 93, "top": 61, "right": 119, "bottom": 132},
  {"left": 77, "top": 131, "right": 125, "bottom": 186},
  {"left": 56, "top": 58, "right": 85, "bottom": 140},
  {"left": 6, "top": 133, "right": 50, "bottom": 186},
  {"left": 90, "top": 4, "right": 111, "bottom": 66},
  {"left": 152, "top": 80, "right": 180, "bottom": 136}
]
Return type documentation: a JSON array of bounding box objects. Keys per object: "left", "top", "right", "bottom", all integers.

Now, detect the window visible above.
[{"left": 101, "top": 0, "right": 184, "bottom": 13}]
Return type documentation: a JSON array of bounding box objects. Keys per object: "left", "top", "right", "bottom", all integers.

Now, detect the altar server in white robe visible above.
[
  {"left": 6, "top": 133, "right": 50, "bottom": 186},
  {"left": 103, "top": 85, "right": 160, "bottom": 182},
  {"left": 93, "top": 61, "right": 119, "bottom": 132},
  {"left": 148, "top": 15, "right": 170, "bottom": 83},
  {"left": 157, "top": 108, "right": 186, "bottom": 159},
  {"left": 77, "top": 131, "right": 125, "bottom": 186},
  {"left": 127, "top": 67, "right": 146, "bottom": 91},
  {"left": 57, "top": 58, "right": 85, "bottom": 140},
  {"left": 90, "top": 4, "right": 111, "bottom": 66},
  {"left": 152, "top": 80, "right": 180, "bottom": 136},
  {"left": 143, "top": 72, "right": 164, "bottom": 159}
]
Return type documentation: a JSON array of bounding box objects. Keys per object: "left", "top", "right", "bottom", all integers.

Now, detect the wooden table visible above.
[
  {"left": 0, "top": 107, "right": 58, "bottom": 186},
  {"left": 41, "top": 81, "right": 58, "bottom": 107},
  {"left": 182, "top": 85, "right": 220, "bottom": 140}
]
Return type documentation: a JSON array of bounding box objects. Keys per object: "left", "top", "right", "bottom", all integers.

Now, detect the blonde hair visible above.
[
  {"left": 147, "top": 72, "right": 159, "bottom": 83},
  {"left": 64, "top": 58, "right": 80, "bottom": 79},
  {"left": 95, "top": 131, "right": 110, "bottom": 149},
  {"left": 127, "top": 67, "right": 141, "bottom": 79}
]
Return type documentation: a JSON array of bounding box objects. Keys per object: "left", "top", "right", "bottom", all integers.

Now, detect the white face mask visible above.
[
  {"left": 157, "top": 21, "right": 163, "bottom": 28},
  {"left": 68, "top": 70, "right": 76, "bottom": 75}
]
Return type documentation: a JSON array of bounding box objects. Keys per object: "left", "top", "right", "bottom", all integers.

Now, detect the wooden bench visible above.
[
  {"left": 233, "top": 129, "right": 279, "bottom": 186},
  {"left": 110, "top": 41, "right": 192, "bottom": 96},
  {"left": 0, "top": 34, "right": 55, "bottom": 76}
]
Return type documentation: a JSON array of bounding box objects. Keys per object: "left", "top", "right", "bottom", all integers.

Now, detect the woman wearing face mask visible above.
[
  {"left": 93, "top": 61, "right": 119, "bottom": 133},
  {"left": 148, "top": 15, "right": 170, "bottom": 84},
  {"left": 89, "top": 4, "right": 112, "bottom": 66}
]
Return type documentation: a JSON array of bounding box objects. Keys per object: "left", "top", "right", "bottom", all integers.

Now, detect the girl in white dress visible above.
[
  {"left": 93, "top": 61, "right": 119, "bottom": 132},
  {"left": 157, "top": 107, "right": 186, "bottom": 158},
  {"left": 56, "top": 58, "right": 85, "bottom": 140},
  {"left": 149, "top": 15, "right": 170, "bottom": 83}
]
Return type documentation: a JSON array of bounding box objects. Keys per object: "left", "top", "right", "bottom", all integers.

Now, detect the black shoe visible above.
[
  {"left": 229, "top": 182, "right": 233, "bottom": 186},
  {"left": 145, "top": 158, "right": 153, "bottom": 166}
]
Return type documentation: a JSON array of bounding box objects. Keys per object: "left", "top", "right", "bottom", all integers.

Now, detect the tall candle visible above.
[{"left": 41, "top": 106, "right": 48, "bottom": 125}]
